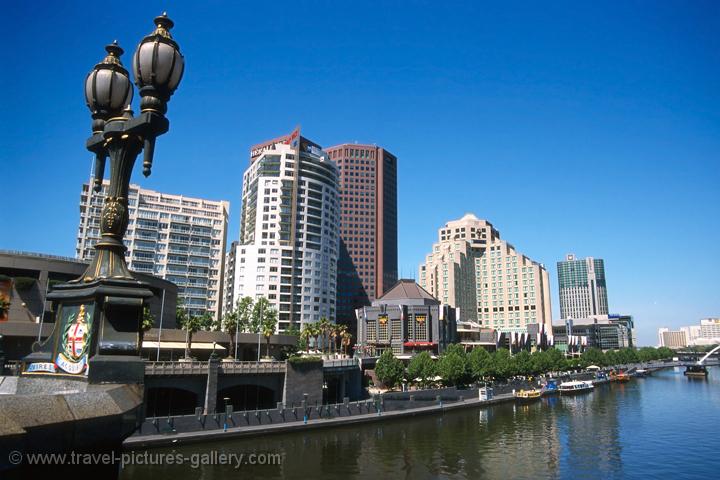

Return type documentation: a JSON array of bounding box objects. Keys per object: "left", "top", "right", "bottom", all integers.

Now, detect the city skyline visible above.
[{"left": 1, "top": 2, "right": 719, "bottom": 346}]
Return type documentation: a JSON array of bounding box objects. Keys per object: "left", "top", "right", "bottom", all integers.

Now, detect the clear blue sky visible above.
[{"left": 1, "top": 1, "right": 718, "bottom": 346}]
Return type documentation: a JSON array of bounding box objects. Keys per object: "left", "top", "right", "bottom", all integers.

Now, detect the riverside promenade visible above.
[
  {"left": 124, "top": 358, "right": 710, "bottom": 449},
  {"left": 126, "top": 390, "right": 516, "bottom": 448}
]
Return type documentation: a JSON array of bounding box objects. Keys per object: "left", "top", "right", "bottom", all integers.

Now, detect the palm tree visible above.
[
  {"left": 318, "top": 317, "right": 331, "bottom": 355},
  {"left": 300, "top": 324, "right": 312, "bottom": 353},
  {"left": 334, "top": 325, "right": 348, "bottom": 354},
  {"left": 222, "top": 296, "right": 253, "bottom": 360},
  {"left": 341, "top": 331, "right": 353, "bottom": 357},
  {"left": 310, "top": 323, "right": 322, "bottom": 353}
]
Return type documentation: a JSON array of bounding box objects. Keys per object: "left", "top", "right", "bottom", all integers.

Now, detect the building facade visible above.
[
  {"left": 418, "top": 214, "right": 552, "bottom": 333},
  {"left": 552, "top": 316, "right": 630, "bottom": 352},
  {"left": 658, "top": 328, "right": 688, "bottom": 348},
  {"left": 355, "top": 279, "right": 457, "bottom": 357},
  {"left": 324, "top": 143, "right": 398, "bottom": 329},
  {"left": 76, "top": 181, "right": 229, "bottom": 320},
  {"left": 557, "top": 254, "right": 609, "bottom": 319},
  {"left": 228, "top": 129, "right": 340, "bottom": 332}
]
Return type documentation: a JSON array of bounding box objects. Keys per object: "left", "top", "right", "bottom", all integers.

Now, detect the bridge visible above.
[{"left": 143, "top": 358, "right": 363, "bottom": 417}]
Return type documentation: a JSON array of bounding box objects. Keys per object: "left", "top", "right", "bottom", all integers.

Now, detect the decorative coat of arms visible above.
[{"left": 55, "top": 304, "right": 93, "bottom": 375}]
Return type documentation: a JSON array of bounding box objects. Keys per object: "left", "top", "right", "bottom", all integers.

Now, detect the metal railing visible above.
[
  {"left": 145, "top": 361, "right": 208, "bottom": 375},
  {"left": 323, "top": 357, "right": 358, "bottom": 369},
  {"left": 144, "top": 360, "right": 287, "bottom": 376},
  {"left": 220, "top": 361, "right": 286, "bottom": 374}
]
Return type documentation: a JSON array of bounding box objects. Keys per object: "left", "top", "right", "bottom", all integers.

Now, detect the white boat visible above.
[{"left": 558, "top": 380, "right": 594, "bottom": 394}]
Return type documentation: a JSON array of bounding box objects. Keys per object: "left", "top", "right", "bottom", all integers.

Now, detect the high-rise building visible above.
[
  {"left": 418, "top": 213, "right": 553, "bottom": 333},
  {"left": 557, "top": 254, "right": 609, "bottom": 320},
  {"left": 324, "top": 143, "right": 398, "bottom": 328},
  {"left": 76, "top": 181, "right": 229, "bottom": 321},
  {"left": 222, "top": 240, "right": 239, "bottom": 316},
  {"left": 658, "top": 327, "right": 688, "bottom": 348},
  {"left": 227, "top": 128, "right": 340, "bottom": 332}
]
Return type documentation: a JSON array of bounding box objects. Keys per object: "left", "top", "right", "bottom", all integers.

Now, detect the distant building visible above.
[
  {"left": 222, "top": 240, "right": 238, "bottom": 316},
  {"left": 325, "top": 143, "right": 398, "bottom": 331},
  {"left": 418, "top": 214, "right": 552, "bottom": 333},
  {"left": 608, "top": 314, "right": 636, "bottom": 348},
  {"left": 658, "top": 327, "right": 688, "bottom": 349},
  {"left": 76, "top": 181, "right": 229, "bottom": 321},
  {"left": 700, "top": 318, "right": 720, "bottom": 340},
  {"left": 557, "top": 254, "right": 609, "bottom": 320},
  {"left": 228, "top": 129, "right": 340, "bottom": 332},
  {"left": 553, "top": 315, "right": 630, "bottom": 352},
  {"left": 355, "top": 279, "right": 457, "bottom": 357}
]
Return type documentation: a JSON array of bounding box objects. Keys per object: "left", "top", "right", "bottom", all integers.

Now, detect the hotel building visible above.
[
  {"left": 658, "top": 327, "right": 688, "bottom": 349},
  {"left": 324, "top": 143, "right": 398, "bottom": 329},
  {"left": 418, "top": 213, "right": 553, "bottom": 333},
  {"left": 557, "top": 254, "right": 609, "bottom": 319},
  {"left": 227, "top": 129, "right": 340, "bottom": 332},
  {"left": 76, "top": 181, "right": 230, "bottom": 321}
]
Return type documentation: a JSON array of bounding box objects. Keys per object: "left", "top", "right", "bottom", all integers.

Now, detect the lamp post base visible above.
[{"left": 22, "top": 278, "right": 151, "bottom": 384}]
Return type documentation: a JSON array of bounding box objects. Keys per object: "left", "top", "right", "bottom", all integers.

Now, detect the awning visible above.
[
  {"left": 403, "top": 341, "right": 436, "bottom": 347},
  {"left": 142, "top": 341, "right": 226, "bottom": 351}
]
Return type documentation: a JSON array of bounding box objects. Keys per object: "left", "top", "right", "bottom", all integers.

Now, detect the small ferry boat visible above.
[
  {"left": 610, "top": 371, "right": 631, "bottom": 382},
  {"left": 684, "top": 365, "right": 708, "bottom": 378},
  {"left": 543, "top": 379, "right": 559, "bottom": 395},
  {"left": 515, "top": 389, "right": 542, "bottom": 402},
  {"left": 558, "top": 380, "right": 594, "bottom": 395},
  {"left": 632, "top": 369, "right": 649, "bottom": 377}
]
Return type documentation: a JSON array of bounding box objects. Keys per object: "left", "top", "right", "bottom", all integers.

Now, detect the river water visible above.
[{"left": 121, "top": 367, "right": 720, "bottom": 479}]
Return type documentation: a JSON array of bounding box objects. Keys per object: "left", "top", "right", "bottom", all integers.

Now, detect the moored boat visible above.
[
  {"left": 558, "top": 380, "right": 594, "bottom": 394},
  {"left": 515, "top": 389, "right": 542, "bottom": 402},
  {"left": 684, "top": 365, "right": 708, "bottom": 378},
  {"left": 543, "top": 379, "right": 559, "bottom": 395},
  {"left": 611, "top": 371, "right": 631, "bottom": 382}
]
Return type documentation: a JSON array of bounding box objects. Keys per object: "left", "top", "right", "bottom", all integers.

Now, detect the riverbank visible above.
[
  {"left": 120, "top": 368, "right": 720, "bottom": 480},
  {"left": 125, "top": 391, "right": 517, "bottom": 448},
  {"left": 124, "top": 360, "right": 691, "bottom": 449}
]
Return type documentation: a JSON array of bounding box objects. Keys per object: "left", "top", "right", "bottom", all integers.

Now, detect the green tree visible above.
[
  {"left": 179, "top": 311, "right": 215, "bottom": 359},
  {"left": 546, "top": 348, "right": 568, "bottom": 372},
  {"left": 317, "top": 317, "right": 331, "bottom": 354},
  {"left": 374, "top": 349, "right": 405, "bottom": 390},
  {"left": 605, "top": 349, "right": 620, "bottom": 367},
  {"left": 438, "top": 349, "right": 468, "bottom": 386},
  {"left": 341, "top": 331, "right": 353, "bottom": 356},
  {"left": 637, "top": 347, "right": 658, "bottom": 362},
  {"left": 261, "top": 306, "right": 279, "bottom": 359},
  {"left": 468, "top": 347, "right": 492, "bottom": 382},
  {"left": 515, "top": 350, "right": 534, "bottom": 376},
  {"left": 488, "top": 348, "right": 516, "bottom": 380},
  {"left": 657, "top": 347, "right": 674, "bottom": 360},
  {"left": 142, "top": 306, "right": 155, "bottom": 332},
  {"left": 407, "top": 351, "right": 436, "bottom": 389},
  {"left": 222, "top": 296, "right": 254, "bottom": 359},
  {"left": 300, "top": 324, "right": 313, "bottom": 353},
  {"left": 249, "top": 297, "right": 273, "bottom": 334},
  {"left": 531, "top": 350, "right": 553, "bottom": 374},
  {"left": 580, "top": 347, "right": 606, "bottom": 368},
  {"left": 617, "top": 347, "right": 639, "bottom": 364}
]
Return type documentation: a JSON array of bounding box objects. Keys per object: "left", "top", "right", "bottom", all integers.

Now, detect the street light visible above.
[
  {"left": 79, "top": 12, "right": 183, "bottom": 283},
  {"left": 23, "top": 13, "right": 185, "bottom": 380}
]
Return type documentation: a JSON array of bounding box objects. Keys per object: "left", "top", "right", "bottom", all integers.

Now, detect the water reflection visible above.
[{"left": 122, "top": 369, "right": 719, "bottom": 480}]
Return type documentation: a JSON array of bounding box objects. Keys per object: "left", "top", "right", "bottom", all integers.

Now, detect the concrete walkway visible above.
[{"left": 124, "top": 392, "right": 516, "bottom": 448}]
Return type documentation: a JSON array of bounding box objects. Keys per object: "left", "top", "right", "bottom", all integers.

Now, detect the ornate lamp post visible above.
[{"left": 24, "top": 14, "right": 184, "bottom": 383}]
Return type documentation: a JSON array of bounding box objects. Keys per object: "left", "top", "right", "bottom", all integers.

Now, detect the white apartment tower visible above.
[
  {"left": 418, "top": 214, "right": 553, "bottom": 333},
  {"left": 228, "top": 129, "right": 340, "bottom": 332},
  {"left": 77, "top": 181, "right": 230, "bottom": 321}
]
